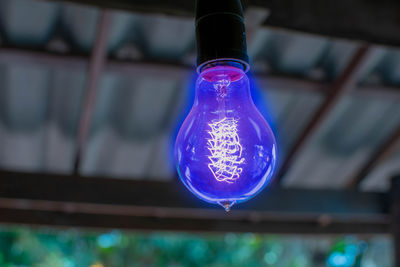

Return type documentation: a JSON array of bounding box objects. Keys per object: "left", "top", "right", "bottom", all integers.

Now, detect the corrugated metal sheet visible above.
[
  {"left": 283, "top": 95, "right": 400, "bottom": 189},
  {"left": 0, "top": 0, "right": 399, "bottom": 190},
  {"left": 361, "top": 142, "right": 400, "bottom": 191}
]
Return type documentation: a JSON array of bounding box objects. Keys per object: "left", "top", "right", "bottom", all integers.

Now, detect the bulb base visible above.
[
  {"left": 195, "top": 0, "right": 249, "bottom": 68},
  {"left": 197, "top": 58, "right": 249, "bottom": 74}
]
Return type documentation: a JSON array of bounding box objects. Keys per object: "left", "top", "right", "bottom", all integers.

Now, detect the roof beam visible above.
[
  {"left": 73, "top": 11, "right": 112, "bottom": 174},
  {"left": 1, "top": 46, "right": 400, "bottom": 99},
  {"left": 346, "top": 124, "right": 400, "bottom": 189},
  {"left": 0, "top": 170, "right": 390, "bottom": 233},
  {"left": 273, "top": 45, "right": 373, "bottom": 185},
  {"left": 45, "top": 0, "right": 400, "bottom": 47},
  {"left": 0, "top": 46, "right": 324, "bottom": 95}
]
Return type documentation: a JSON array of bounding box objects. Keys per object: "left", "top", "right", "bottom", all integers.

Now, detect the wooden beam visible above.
[
  {"left": 0, "top": 47, "right": 89, "bottom": 69},
  {"left": 46, "top": 0, "right": 400, "bottom": 47},
  {"left": 0, "top": 170, "right": 390, "bottom": 233},
  {"left": 0, "top": 207, "right": 388, "bottom": 234},
  {"left": 73, "top": 11, "right": 112, "bottom": 174},
  {"left": 46, "top": 0, "right": 195, "bottom": 17},
  {"left": 273, "top": 45, "right": 373, "bottom": 185},
  {"left": 1, "top": 46, "right": 400, "bottom": 99},
  {"left": 0, "top": 46, "right": 325, "bottom": 95},
  {"left": 346, "top": 124, "right": 400, "bottom": 189}
]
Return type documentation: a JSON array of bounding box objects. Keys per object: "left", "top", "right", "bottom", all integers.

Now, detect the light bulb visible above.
[{"left": 174, "top": 61, "right": 277, "bottom": 211}]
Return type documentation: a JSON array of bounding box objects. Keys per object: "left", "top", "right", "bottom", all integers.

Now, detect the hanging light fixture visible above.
[{"left": 174, "top": 0, "right": 277, "bottom": 211}]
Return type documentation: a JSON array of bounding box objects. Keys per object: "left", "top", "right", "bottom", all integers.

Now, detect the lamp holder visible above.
[{"left": 195, "top": 0, "right": 249, "bottom": 71}]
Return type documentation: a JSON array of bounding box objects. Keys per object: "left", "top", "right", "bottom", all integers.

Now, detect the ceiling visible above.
[{"left": 0, "top": 0, "right": 399, "bottom": 191}]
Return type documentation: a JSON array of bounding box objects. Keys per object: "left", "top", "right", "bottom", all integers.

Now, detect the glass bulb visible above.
[{"left": 175, "top": 61, "right": 277, "bottom": 211}]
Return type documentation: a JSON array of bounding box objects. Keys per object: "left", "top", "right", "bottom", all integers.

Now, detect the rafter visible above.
[
  {"left": 347, "top": 124, "right": 400, "bottom": 189},
  {"left": 45, "top": 0, "right": 400, "bottom": 47},
  {"left": 73, "top": 11, "right": 112, "bottom": 174},
  {"left": 0, "top": 46, "right": 399, "bottom": 99},
  {"left": 0, "top": 170, "right": 389, "bottom": 233},
  {"left": 273, "top": 45, "right": 374, "bottom": 185}
]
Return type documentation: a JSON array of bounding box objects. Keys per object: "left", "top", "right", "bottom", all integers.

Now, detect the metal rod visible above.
[
  {"left": 0, "top": 170, "right": 390, "bottom": 233},
  {"left": 73, "top": 10, "right": 112, "bottom": 174},
  {"left": 273, "top": 45, "right": 373, "bottom": 185},
  {"left": 347, "top": 124, "right": 400, "bottom": 189}
]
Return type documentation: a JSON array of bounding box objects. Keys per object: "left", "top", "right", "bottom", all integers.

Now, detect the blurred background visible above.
[
  {"left": 0, "top": 0, "right": 399, "bottom": 266},
  {"left": 0, "top": 227, "right": 394, "bottom": 266}
]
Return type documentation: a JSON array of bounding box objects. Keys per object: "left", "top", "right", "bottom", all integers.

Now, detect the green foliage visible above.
[{"left": 0, "top": 226, "right": 392, "bottom": 267}]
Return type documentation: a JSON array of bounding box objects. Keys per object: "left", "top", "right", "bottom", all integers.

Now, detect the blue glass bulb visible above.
[{"left": 175, "top": 61, "right": 277, "bottom": 211}]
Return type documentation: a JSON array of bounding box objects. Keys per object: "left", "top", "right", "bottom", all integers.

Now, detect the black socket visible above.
[{"left": 195, "top": 0, "right": 249, "bottom": 70}]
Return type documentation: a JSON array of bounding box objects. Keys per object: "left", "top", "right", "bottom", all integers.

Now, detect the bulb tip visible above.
[{"left": 219, "top": 201, "right": 235, "bottom": 212}]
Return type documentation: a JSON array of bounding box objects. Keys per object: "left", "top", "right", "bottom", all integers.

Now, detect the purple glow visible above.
[{"left": 175, "top": 64, "right": 277, "bottom": 210}]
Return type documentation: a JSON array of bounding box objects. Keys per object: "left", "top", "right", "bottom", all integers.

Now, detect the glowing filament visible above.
[{"left": 207, "top": 117, "right": 244, "bottom": 183}]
